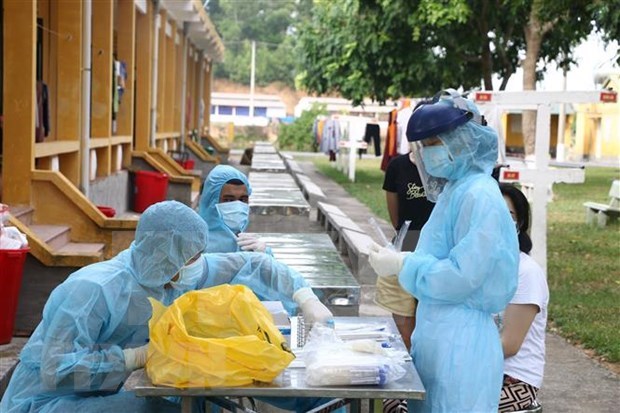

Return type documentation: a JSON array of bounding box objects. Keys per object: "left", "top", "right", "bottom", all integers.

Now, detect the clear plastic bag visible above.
[
  {"left": 0, "top": 204, "right": 28, "bottom": 250},
  {"left": 302, "top": 324, "right": 406, "bottom": 387}
]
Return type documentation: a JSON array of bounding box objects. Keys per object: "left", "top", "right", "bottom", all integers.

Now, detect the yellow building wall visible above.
[
  {"left": 571, "top": 102, "right": 620, "bottom": 161},
  {"left": 503, "top": 113, "right": 560, "bottom": 155}
]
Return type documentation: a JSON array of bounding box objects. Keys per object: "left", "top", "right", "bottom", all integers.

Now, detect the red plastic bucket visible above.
[
  {"left": 175, "top": 159, "right": 195, "bottom": 170},
  {"left": 181, "top": 159, "right": 195, "bottom": 170},
  {"left": 0, "top": 248, "right": 30, "bottom": 344},
  {"left": 97, "top": 206, "right": 116, "bottom": 218},
  {"left": 133, "top": 170, "right": 169, "bottom": 213}
]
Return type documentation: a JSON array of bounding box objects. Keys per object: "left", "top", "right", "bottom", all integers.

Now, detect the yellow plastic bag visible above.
[{"left": 146, "top": 284, "right": 295, "bottom": 388}]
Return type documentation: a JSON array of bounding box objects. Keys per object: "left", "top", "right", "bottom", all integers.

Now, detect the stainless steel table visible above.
[
  {"left": 253, "top": 142, "right": 278, "bottom": 154},
  {"left": 261, "top": 233, "right": 360, "bottom": 316},
  {"left": 248, "top": 172, "right": 299, "bottom": 189},
  {"left": 133, "top": 317, "right": 425, "bottom": 413},
  {"left": 247, "top": 172, "right": 311, "bottom": 233},
  {"left": 251, "top": 153, "right": 287, "bottom": 173}
]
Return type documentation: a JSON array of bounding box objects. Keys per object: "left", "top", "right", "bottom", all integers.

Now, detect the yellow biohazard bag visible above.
[{"left": 146, "top": 284, "right": 295, "bottom": 388}]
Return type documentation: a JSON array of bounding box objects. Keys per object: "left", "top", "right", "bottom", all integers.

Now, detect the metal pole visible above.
[
  {"left": 179, "top": 23, "right": 189, "bottom": 151},
  {"left": 556, "top": 65, "right": 568, "bottom": 161},
  {"left": 80, "top": 0, "right": 92, "bottom": 197},
  {"left": 149, "top": 0, "right": 161, "bottom": 148},
  {"left": 249, "top": 40, "right": 256, "bottom": 117},
  {"left": 197, "top": 52, "right": 205, "bottom": 135}
]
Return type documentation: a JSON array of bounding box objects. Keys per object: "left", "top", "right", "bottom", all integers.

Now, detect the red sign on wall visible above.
[
  {"left": 503, "top": 170, "right": 520, "bottom": 181},
  {"left": 600, "top": 91, "right": 618, "bottom": 103},
  {"left": 475, "top": 92, "right": 493, "bottom": 102}
]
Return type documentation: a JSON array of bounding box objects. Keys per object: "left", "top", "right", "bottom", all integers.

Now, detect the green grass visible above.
[
  {"left": 547, "top": 167, "right": 620, "bottom": 363},
  {"left": 314, "top": 157, "right": 391, "bottom": 223},
  {"left": 314, "top": 157, "right": 620, "bottom": 363}
]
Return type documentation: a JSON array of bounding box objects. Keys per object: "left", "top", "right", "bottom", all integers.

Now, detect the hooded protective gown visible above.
[
  {"left": 198, "top": 165, "right": 271, "bottom": 254},
  {"left": 401, "top": 102, "right": 519, "bottom": 413},
  {"left": 0, "top": 201, "right": 208, "bottom": 413},
  {"left": 0, "top": 201, "right": 314, "bottom": 413}
]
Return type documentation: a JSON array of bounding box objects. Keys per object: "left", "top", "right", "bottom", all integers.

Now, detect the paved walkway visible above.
[{"left": 291, "top": 156, "right": 620, "bottom": 413}]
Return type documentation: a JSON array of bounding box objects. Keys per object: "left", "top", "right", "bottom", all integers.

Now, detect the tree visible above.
[
  {"left": 296, "top": 0, "right": 527, "bottom": 104},
  {"left": 297, "top": 0, "right": 618, "bottom": 155},
  {"left": 518, "top": 0, "right": 618, "bottom": 155},
  {"left": 296, "top": 0, "right": 471, "bottom": 104},
  {"left": 207, "top": 0, "right": 305, "bottom": 88}
]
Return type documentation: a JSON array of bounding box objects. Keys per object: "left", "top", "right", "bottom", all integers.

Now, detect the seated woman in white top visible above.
[{"left": 497, "top": 183, "right": 550, "bottom": 412}]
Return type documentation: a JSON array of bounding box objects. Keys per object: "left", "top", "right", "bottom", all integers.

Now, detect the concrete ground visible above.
[{"left": 1, "top": 150, "right": 618, "bottom": 412}]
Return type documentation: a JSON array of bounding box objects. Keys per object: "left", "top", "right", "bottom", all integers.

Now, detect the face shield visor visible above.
[
  {"left": 407, "top": 89, "right": 489, "bottom": 202},
  {"left": 410, "top": 140, "right": 448, "bottom": 203}
]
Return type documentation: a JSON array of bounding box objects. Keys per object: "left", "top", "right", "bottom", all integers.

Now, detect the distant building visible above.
[
  {"left": 210, "top": 92, "right": 287, "bottom": 126},
  {"left": 294, "top": 97, "right": 398, "bottom": 120}
]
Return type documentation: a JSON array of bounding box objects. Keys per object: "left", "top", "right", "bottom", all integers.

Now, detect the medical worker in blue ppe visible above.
[
  {"left": 1, "top": 201, "right": 332, "bottom": 413},
  {"left": 368, "top": 90, "right": 519, "bottom": 413},
  {"left": 198, "top": 164, "right": 271, "bottom": 254}
]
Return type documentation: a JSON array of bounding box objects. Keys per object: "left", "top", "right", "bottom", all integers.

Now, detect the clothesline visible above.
[{"left": 37, "top": 24, "right": 72, "bottom": 41}]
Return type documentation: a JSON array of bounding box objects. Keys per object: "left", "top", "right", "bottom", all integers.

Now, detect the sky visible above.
[{"left": 495, "top": 32, "right": 619, "bottom": 92}]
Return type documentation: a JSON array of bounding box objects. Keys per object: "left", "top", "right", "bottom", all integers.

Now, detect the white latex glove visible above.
[
  {"left": 293, "top": 287, "right": 334, "bottom": 326},
  {"left": 237, "top": 232, "right": 267, "bottom": 252},
  {"left": 368, "top": 242, "right": 405, "bottom": 277},
  {"left": 123, "top": 344, "right": 149, "bottom": 371}
]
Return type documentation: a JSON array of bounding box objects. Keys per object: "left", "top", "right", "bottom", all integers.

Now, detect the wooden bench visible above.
[
  {"left": 583, "top": 180, "right": 620, "bottom": 228},
  {"left": 296, "top": 174, "right": 326, "bottom": 207},
  {"left": 323, "top": 212, "right": 364, "bottom": 251},
  {"left": 340, "top": 228, "right": 378, "bottom": 285},
  {"left": 283, "top": 157, "right": 305, "bottom": 176},
  {"left": 316, "top": 201, "right": 347, "bottom": 228}
]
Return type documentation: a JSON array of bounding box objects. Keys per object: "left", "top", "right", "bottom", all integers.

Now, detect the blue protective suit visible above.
[
  {"left": 400, "top": 107, "right": 519, "bottom": 412},
  {"left": 0, "top": 201, "right": 208, "bottom": 413},
  {"left": 198, "top": 165, "right": 272, "bottom": 254},
  {"left": 166, "top": 251, "right": 310, "bottom": 315}
]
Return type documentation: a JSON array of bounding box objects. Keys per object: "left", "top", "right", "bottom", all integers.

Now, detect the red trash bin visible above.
[
  {"left": 0, "top": 248, "right": 29, "bottom": 344},
  {"left": 180, "top": 159, "right": 195, "bottom": 170},
  {"left": 133, "top": 170, "right": 169, "bottom": 213},
  {"left": 97, "top": 205, "right": 116, "bottom": 218}
]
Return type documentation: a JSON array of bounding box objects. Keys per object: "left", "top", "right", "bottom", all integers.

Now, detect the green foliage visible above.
[
  {"left": 276, "top": 104, "right": 327, "bottom": 152},
  {"left": 296, "top": 0, "right": 617, "bottom": 102},
  {"left": 312, "top": 157, "right": 620, "bottom": 363},
  {"left": 208, "top": 0, "right": 304, "bottom": 88}
]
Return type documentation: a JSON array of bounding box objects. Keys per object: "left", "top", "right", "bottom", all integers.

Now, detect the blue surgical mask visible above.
[
  {"left": 216, "top": 201, "right": 249, "bottom": 233},
  {"left": 421, "top": 145, "right": 455, "bottom": 178},
  {"left": 170, "top": 257, "right": 204, "bottom": 291}
]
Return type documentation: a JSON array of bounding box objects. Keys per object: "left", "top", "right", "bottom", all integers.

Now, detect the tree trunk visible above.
[
  {"left": 521, "top": 7, "right": 544, "bottom": 158},
  {"left": 479, "top": 0, "right": 493, "bottom": 90}
]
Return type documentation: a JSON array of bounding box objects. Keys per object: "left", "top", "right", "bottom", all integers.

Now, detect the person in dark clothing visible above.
[{"left": 364, "top": 122, "right": 381, "bottom": 157}]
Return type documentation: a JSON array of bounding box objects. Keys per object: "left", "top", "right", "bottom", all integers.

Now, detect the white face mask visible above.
[
  {"left": 215, "top": 201, "right": 250, "bottom": 233},
  {"left": 170, "top": 257, "right": 204, "bottom": 292}
]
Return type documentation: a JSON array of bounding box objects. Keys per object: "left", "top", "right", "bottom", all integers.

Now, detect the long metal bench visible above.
[{"left": 246, "top": 172, "right": 312, "bottom": 233}]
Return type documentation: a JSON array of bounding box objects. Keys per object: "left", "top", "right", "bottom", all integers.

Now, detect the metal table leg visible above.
[{"left": 181, "top": 396, "right": 193, "bottom": 413}]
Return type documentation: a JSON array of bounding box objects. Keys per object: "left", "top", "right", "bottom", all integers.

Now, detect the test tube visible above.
[
  {"left": 393, "top": 220, "right": 411, "bottom": 252},
  {"left": 368, "top": 217, "right": 391, "bottom": 247}
]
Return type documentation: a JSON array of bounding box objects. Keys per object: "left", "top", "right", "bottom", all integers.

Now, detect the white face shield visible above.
[{"left": 410, "top": 141, "right": 448, "bottom": 203}]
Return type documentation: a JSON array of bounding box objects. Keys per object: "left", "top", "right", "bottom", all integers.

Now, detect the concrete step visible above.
[
  {"left": 55, "top": 242, "right": 105, "bottom": 257},
  {"left": 8, "top": 205, "right": 34, "bottom": 225},
  {"left": 29, "top": 224, "right": 70, "bottom": 250}
]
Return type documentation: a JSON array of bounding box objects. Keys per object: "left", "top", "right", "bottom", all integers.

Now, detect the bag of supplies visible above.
[{"left": 146, "top": 284, "right": 295, "bottom": 388}]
